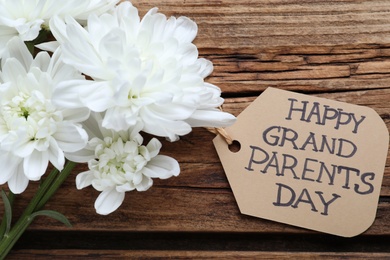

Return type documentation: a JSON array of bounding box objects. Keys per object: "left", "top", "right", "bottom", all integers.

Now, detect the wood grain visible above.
[
  {"left": 133, "top": 0, "right": 390, "bottom": 47},
  {"left": 2, "top": 0, "right": 390, "bottom": 258},
  {"left": 206, "top": 44, "right": 390, "bottom": 94}
]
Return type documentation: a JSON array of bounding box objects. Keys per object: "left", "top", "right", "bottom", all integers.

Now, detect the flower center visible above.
[
  {"left": 20, "top": 107, "right": 30, "bottom": 119},
  {"left": 92, "top": 137, "right": 148, "bottom": 177},
  {"left": 0, "top": 90, "right": 62, "bottom": 140},
  {"left": 128, "top": 88, "right": 140, "bottom": 101},
  {"left": 128, "top": 93, "right": 138, "bottom": 100}
]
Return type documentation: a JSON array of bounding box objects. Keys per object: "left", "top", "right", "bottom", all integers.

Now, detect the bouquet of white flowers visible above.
[{"left": 0, "top": 1, "right": 236, "bottom": 257}]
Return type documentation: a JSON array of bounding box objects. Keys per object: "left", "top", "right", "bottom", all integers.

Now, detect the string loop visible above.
[
  {"left": 206, "top": 127, "right": 233, "bottom": 145},
  {"left": 205, "top": 106, "right": 234, "bottom": 145}
]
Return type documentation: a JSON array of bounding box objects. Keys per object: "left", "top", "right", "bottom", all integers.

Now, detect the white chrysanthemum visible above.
[
  {"left": 49, "top": 1, "right": 236, "bottom": 141},
  {"left": 67, "top": 112, "right": 180, "bottom": 215},
  {"left": 0, "top": 37, "right": 89, "bottom": 194},
  {"left": 0, "top": 0, "right": 120, "bottom": 57}
]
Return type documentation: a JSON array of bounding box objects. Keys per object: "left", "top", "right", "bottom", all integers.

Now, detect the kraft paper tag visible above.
[{"left": 214, "top": 87, "right": 389, "bottom": 237}]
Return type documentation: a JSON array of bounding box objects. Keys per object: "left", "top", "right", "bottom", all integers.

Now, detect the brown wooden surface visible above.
[{"left": 2, "top": 0, "right": 390, "bottom": 259}]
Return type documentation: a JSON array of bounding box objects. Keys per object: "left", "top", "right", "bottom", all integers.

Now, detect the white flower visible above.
[
  {"left": 49, "top": 1, "right": 236, "bottom": 141},
  {"left": 67, "top": 112, "right": 180, "bottom": 215},
  {"left": 0, "top": 37, "right": 89, "bottom": 194},
  {"left": 0, "top": 0, "right": 120, "bottom": 57}
]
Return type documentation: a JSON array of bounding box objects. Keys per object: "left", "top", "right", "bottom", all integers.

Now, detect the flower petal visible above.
[
  {"left": 48, "top": 137, "right": 65, "bottom": 171},
  {"left": 76, "top": 171, "right": 94, "bottom": 189},
  {"left": 51, "top": 16, "right": 109, "bottom": 79},
  {"left": 186, "top": 110, "right": 237, "bottom": 128},
  {"left": 0, "top": 152, "right": 21, "bottom": 184},
  {"left": 144, "top": 155, "right": 180, "bottom": 179},
  {"left": 62, "top": 107, "right": 91, "bottom": 123},
  {"left": 53, "top": 122, "right": 88, "bottom": 152},
  {"left": 65, "top": 147, "right": 96, "bottom": 163},
  {"left": 102, "top": 106, "right": 137, "bottom": 131},
  {"left": 116, "top": 182, "right": 135, "bottom": 193},
  {"left": 36, "top": 41, "right": 60, "bottom": 52},
  {"left": 94, "top": 188, "right": 125, "bottom": 215},
  {"left": 23, "top": 150, "right": 49, "bottom": 181},
  {"left": 195, "top": 58, "right": 213, "bottom": 78},
  {"left": 0, "top": 57, "right": 27, "bottom": 84},
  {"left": 146, "top": 138, "right": 162, "bottom": 158},
  {"left": 8, "top": 162, "right": 29, "bottom": 194},
  {"left": 2, "top": 37, "right": 33, "bottom": 70},
  {"left": 174, "top": 16, "right": 198, "bottom": 43},
  {"left": 140, "top": 107, "right": 192, "bottom": 141},
  {"left": 135, "top": 176, "right": 153, "bottom": 192},
  {"left": 53, "top": 80, "right": 113, "bottom": 112}
]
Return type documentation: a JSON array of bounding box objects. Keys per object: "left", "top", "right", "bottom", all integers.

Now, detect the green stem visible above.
[
  {"left": 0, "top": 168, "right": 58, "bottom": 260},
  {"left": 23, "top": 167, "right": 60, "bottom": 216},
  {"left": 0, "top": 214, "right": 33, "bottom": 260},
  {"left": 0, "top": 191, "right": 15, "bottom": 239},
  {"left": 0, "top": 161, "right": 76, "bottom": 259},
  {"left": 35, "top": 161, "right": 76, "bottom": 210}
]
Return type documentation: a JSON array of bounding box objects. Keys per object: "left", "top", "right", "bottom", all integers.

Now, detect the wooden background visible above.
[{"left": 2, "top": 0, "right": 390, "bottom": 258}]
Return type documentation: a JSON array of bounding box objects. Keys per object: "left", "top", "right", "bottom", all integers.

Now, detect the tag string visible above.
[
  {"left": 206, "top": 127, "right": 233, "bottom": 145},
  {"left": 205, "top": 106, "right": 234, "bottom": 145}
]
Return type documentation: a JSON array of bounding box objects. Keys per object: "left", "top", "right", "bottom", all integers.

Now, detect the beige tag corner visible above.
[{"left": 214, "top": 87, "right": 389, "bottom": 237}]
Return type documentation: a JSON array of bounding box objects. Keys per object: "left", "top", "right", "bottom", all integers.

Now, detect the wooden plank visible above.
[
  {"left": 206, "top": 45, "right": 390, "bottom": 94},
  {"left": 7, "top": 250, "right": 390, "bottom": 259},
  {"left": 4, "top": 180, "right": 390, "bottom": 235},
  {"left": 205, "top": 45, "right": 390, "bottom": 93},
  {"left": 131, "top": 0, "right": 390, "bottom": 48},
  {"left": 128, "top": 1, "right": 390, "bottom": 93}
]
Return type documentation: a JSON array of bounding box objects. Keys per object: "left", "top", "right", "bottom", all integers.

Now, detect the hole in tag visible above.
[{"left": 228, "top": 140, "right": 241, "bottom": 153}]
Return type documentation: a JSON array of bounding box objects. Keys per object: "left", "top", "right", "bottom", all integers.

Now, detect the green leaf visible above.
[
  {"left": 1, "top": 190, "right": 12, "bottom": 236},
  {"left": 30, "top": 210, "right": 72, "bottom": 227}
]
